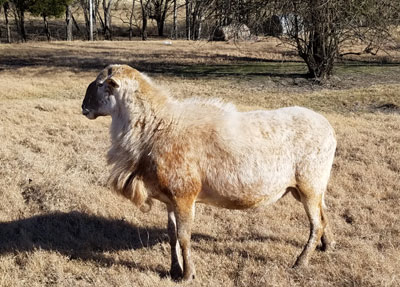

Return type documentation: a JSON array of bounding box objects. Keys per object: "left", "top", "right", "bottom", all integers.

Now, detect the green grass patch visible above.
[
  {"left": 156, "top": 60, "right": 400, "bottom": 79},
  {"left": 334, "top": 61, "right": 400, "bottom": 75},
  {"left": 157, "top": 62, "right": 308, "bottom": 77}
]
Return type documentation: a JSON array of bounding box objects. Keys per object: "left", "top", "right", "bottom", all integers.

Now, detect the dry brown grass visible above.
[{"left": 0, "top": 40, "right": 399, "bottom": 286}]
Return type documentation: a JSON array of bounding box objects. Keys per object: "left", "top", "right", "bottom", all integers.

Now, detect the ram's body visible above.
[{"left": 82, "top": 64, "right": 336, "bottom": 281}]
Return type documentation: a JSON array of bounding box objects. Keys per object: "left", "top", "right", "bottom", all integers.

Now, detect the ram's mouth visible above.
[{"left": 82, "top": 109, "right": 97, "bottom": 119}]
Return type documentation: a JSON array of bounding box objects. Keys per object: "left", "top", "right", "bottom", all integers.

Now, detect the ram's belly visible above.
[
  {"left": 196, "top": 176, "right": 293, "bottom": 210},
  {"left": 196, "top": 192, "right": 266, "bottom": 209},
  {"left": 197, "top": 147, "right": 296, "bottom": 209}
]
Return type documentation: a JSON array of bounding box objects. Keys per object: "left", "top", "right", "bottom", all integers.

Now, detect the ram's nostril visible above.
[{"left": 82, "top": 108, "right": 90, "bottom": 116}]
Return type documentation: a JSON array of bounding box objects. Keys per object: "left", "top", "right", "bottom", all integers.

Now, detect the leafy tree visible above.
[{"left": 29, "top": 0, "right": 73, "bottom": 41}]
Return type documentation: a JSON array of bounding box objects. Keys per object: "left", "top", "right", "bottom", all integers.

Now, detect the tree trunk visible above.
[
  {"left": 140, "top": 0, "right": 148, "bottom": 40},
  {"left": 157, "top": 19, "right": 164, "bottom": 37},
  {"left": 128, "top": 0, "right": 135, "bottom": 40},
  {"left": 15, "top": 8, "right": 27, "bottom": 42},
  {"left": 66, "top": 5, "right": 73, "bottom": 41},
  {"left": 191, "top": 10, "right": 196, "bottom": 40},
  {"left": 290, "top": 0, "right": 337, "bottom": 81},
  {"left": 160, "top": 0, "right": 170, "bottom": 37},
  {"left": 92, "top": 0, "right": 99, "bottom": 40},
  {"left": 191, "top": 2, "right": 202, "bottom": 40},
  {"left": 142, "top": 14, "right": 147, "bottom": 40},
  {"left": 172, "top": 0, "right": 177, "bottom": 39},
  {"left": 103, "top": 0, "right": 113, "bottom": 40},
  {"left": 82, "top": 0, "right": 90, "bottom": 40},
  {"left": 6, "top": 8, "right": 10, "bottom": 43},
  {"left": 304, "top": 0, "right": 336, "bottom": 81},
  {"left": 3, "top": 3, "right": 11, "bottom": 43},
  {"left": 0, "top": 6, "right": 2, "bottom": 43},
  {"left": 43, "top": 15, "right": 51, "bottom": 41},
  {"left": 81, "top": 0, "right": 98, "bottom": 40},
  {"left": 157, "top": 0, "right": 170, "bottom": 37},
  {"left": 185, "top": 0, "right": 191, "bottom": 40},
  {"left": 71, "top": 13, "right": 81, "bottom": 35},
  {"left": 197, "top": 14, "right": 202, "bottom": 40},
  {"left": 92, "top": 0, "right": 98, "bottom": 40},
  {"left": 191, "top": 3, "right": 199, "bottom": 40},
  {"left": 20, "top": 10, "right": 27, "bottom": 42}
]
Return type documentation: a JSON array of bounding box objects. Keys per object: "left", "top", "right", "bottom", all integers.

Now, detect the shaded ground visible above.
[{"left": 1, "top": 40, "right": 400, "bottom": 93}]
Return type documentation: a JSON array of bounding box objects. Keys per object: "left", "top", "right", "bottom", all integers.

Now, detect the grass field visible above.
[{"left": 0, "top": 40, "right": 399, "bottom": 286}]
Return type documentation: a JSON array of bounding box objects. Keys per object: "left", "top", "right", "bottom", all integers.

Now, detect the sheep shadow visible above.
[
  {"left": 0, "top": 211, "right": 307, "bottom": 276},
  {"left": 0, "top": 211, "right": 172, "bottom": 275},
  {"left": 0, "top": 211, "right": 219, "bottom": 277}
]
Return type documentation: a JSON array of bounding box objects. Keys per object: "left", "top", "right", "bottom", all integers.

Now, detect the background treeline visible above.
[
  {"left": 0, "top": 0, "right": 288, "bottom": 42},
  {"left": 0, "top": 0, "right": 399, "bottom": 81}
]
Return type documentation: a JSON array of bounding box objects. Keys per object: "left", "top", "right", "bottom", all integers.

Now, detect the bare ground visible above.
[{"left": 0, "top": 40, "right": 399, "bottom": 286}]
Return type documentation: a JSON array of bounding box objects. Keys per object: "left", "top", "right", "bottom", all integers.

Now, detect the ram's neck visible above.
[{"left": 108, "top": 85, "right": 170, "bottom": 167}]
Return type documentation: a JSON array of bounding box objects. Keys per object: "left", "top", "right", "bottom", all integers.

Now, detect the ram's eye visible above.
[{"left": 97, "top": 83, "right": 104, "bottom": 88}]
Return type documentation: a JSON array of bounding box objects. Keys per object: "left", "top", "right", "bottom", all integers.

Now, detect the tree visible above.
[
  {"left": 0, "top": 1, "right": 11, "bottom": 43},
  {"left": 120, "top": 0, "right": 137, "bottom": 40},
  {"left": 128, "top": 0, "right": 136, "bottom": 39},
  {"left": 66, "top": 4, "right": 72, "bottom": 41},
  {"left": 277, "top": 0, "right": 400, "bottom": 81},
  {"left": 10, "top": 0, "right": 30, "bottom": 41},
  {"left": 172, "top": 0, "right": 177, "bottom": 38},
  {"left": 139, "top": 0, "right": 151, "bottom": 40},
  {"left": 102, "top": 0, "right": 114, "bottom": 39},
  {"left": 185, "top": 0, "right": 190, "bottom": 39},
  {"left": 0, "top": 3, "right": 2, "bottom": 42},
  {"left": 5, "top": 2, "right": 11, "bottom": 43},
  {"left": 29, "top": 0, "right": 73, "bottom": 41},
  {"left": 190, "top": 0, "right": 215, "bottom": 40},
  {"left": 97, "top": 0, "right": 114, "bottom": 39},
  {"left": 80, "top": 0, "right": 99, "bottom": 40},
  {"left": 190, "top": 0, "right": 262, "bottom": 40},
  {"left": 148, "top": 0, "right": 171, "bottom": 37}
]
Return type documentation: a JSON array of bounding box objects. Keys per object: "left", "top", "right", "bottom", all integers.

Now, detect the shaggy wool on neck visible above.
[{"left": 106, "top": 69, "right": 170, "bottom": 210}]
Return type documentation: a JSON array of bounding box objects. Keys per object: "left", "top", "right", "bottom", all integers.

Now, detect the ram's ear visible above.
[{"left": 106, "top": 77, "right": 120, "bottom": 89}]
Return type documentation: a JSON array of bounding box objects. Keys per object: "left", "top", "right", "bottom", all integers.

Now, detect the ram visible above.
[{"left": 82, "top": 64, "right": 336, "bottom": 281}]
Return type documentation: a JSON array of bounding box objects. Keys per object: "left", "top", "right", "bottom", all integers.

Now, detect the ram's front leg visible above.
[
  {"left": 167, "top": 204, "right": 183, "bottom": 280},
  {"left": 174, "top": 196, "right": 196, "bottom": 281}
]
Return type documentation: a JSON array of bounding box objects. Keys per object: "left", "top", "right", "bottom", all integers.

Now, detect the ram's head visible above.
[{"left": 81, "top": 66, "right": 121, "bottom": 119}]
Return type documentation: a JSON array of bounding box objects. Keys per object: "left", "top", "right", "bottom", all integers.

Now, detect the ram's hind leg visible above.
[
  {"left": 320, "top": 206, "right": 335, "bottom": 252},
  {"left": 291, "top": 188, "right": 334, "bottom": 253},
  {"left": 293, "top": 187, "right": 325, "bottom": 267}
]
